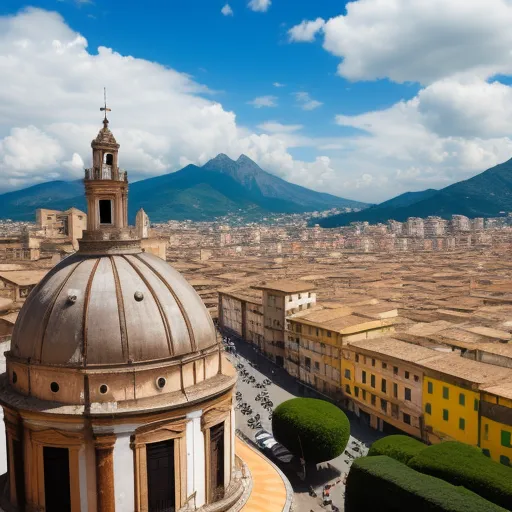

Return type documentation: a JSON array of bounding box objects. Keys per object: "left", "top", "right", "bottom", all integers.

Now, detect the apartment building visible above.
[
  {"left": 252, "top": 281, "right": 316, "bottom": 366},
  {"left": 342, "top": 338, "right": 438, "bottom": 439},
  {"left": 286, "top": 306, "right": 397, "bottom": 400},
  {"left": 479, "top": 381, "right": 512, "bottom": 465},
  {"left": 218, "top": 289, "right": 264, "bottom": 350}
]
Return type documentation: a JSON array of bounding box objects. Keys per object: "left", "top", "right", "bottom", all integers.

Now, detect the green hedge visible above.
[
  {"left": 408, "top": 442, "right": 512, "bottom": 510},
  {"left": 271, "top": 398, "right": 350, "bottom": 464},
  {"left": 345, "top": 455, "right": 507, "bottom": 512},
  {"left": 368, "top": 435, "right": 427, "bottom": 464}
]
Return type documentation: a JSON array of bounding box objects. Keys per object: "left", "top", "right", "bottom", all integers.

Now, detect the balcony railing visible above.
[{"left": 85, "top": 166, "right": 127, "bottom": 182}]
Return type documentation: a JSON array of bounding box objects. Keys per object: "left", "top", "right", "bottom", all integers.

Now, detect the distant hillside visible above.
[
  {"left": 0, "top": 154, "right": 367, "bottom": 222},
  {"left": 0, "top": 180, "right": 85, "bottom": 221},
  {"left": 318, "top": 158, "right": 512, "bottom": 228}
]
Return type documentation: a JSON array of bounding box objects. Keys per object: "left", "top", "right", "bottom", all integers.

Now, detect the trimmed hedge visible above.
[
  {"left": 345, "top": 455, "right": 507, "bottom": 512},
  {"left": 368, "top": 435, "right": 427, "bottom": 464},
  {"left": 408, "top": 442, "right": 512, "bottom": 510},
  {"left": 272, "top": 398, "right": 350, "bottom": 464}
]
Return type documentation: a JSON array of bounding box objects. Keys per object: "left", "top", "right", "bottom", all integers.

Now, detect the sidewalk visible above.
[{"left": 236, "top": 438, "right": 290, "bottom": 512}]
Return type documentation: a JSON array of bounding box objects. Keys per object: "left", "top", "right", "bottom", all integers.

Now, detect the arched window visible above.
[{"left": 104, "top": 153, "right": 114, "bottom": 166}]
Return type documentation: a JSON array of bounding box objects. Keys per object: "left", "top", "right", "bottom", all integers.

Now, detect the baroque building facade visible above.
[{"left": 0, "top": 111, "right": 241, "bottom": 512}]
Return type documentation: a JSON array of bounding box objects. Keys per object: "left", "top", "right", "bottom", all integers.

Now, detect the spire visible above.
[{"left": 100, "top": 87, "right": 111, "bottom": 129}]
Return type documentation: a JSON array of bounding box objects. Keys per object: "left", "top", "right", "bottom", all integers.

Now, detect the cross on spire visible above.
[{"left": 100, "top": 87, "right": 111, "bottom": 126}]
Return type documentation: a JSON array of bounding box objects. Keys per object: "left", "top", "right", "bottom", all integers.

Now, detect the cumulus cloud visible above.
[
  {"left": 247, "top": 0, "right": 271, "bottom": 12},
  {"left": 292, "top": 0, "right": 512, "bottom": 85},
  {"left": 273, "top": 82, "right": 285, "bottom": 88},
  {"left": 221, "top": 4, "right": 233, "bottom": 16},
  {"left": 0, "top": 8, "right": 341, "bottom": 196},
  {"left": 257, "top": 122, "right": 303, "bottom": 133},
  {"left": 247, "top": 95, "right": 278, "bottom": 108},
  {"left": 294, "top": 92, "right": 323, "bottom": 111},
  {"left": 288, "top": 18, "right": 325, "bottom": 42}
]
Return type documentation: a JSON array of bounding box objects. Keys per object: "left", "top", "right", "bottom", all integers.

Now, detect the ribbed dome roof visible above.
[
  {"left": 92, "top": 121, "right": 119, "bottom": 147},
  {"left": 11, "top": 252, "right": 218, "bottom": 367}
]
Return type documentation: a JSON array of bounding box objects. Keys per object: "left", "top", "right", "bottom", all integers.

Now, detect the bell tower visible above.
[{"left": 84, "top": 89, "right": 128, "bottom": 232}]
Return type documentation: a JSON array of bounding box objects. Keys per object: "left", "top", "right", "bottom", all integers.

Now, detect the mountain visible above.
[
  {"left": 0, "top": 154, "right": 367, "bottom": 222},
  {"left": 318, "top": 158, "right": 512, "bottom": 228},
  {"left": 0, "top": 180, "right": 85, "bottom": 221},
  {"left": 201, "top": 154, "right": 365, "bottom": 211}
]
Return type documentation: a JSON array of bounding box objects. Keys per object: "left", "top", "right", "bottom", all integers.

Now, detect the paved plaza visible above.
[{"left": 228, "top": 336, "right": 383, "bottom": 512}]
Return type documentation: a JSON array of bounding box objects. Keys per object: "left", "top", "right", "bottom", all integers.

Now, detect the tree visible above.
[{"left": 272, "top": 398, "right": 350, "bottom": 464}]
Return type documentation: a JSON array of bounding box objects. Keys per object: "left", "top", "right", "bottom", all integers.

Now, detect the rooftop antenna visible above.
[{"left": 100, "top": 87, "right": 111, "bottom": 126}]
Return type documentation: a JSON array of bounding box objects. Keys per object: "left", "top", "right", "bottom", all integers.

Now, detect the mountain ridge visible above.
[
  {"left": 318, "top": 158, "right": 512, "bottom": 228},
  {"left": 0, "top": 154, "right": 367, "bottom": 222}
]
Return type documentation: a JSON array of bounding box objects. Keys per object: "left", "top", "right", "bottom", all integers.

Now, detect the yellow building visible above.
[
  {"left": 286, "top": 307, "right": 396, "bottom": 400},
  {"left": 479, "top": 381, "right": 512, "bottom": 466},
  {"left": 420, "top": 354, "right": 512, "bottom": 450},
  {"left": 342, "top": 337, "right": 439, "bottom": 438}
]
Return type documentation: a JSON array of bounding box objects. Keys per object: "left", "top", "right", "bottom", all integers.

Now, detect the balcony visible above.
[{"left": 85, "top": 166, "right": 127, "bottom": 182}]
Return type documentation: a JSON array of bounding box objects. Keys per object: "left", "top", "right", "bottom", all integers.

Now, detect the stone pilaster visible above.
[{"left": 94, "top": 434, "right": 117, "bottom": 512}]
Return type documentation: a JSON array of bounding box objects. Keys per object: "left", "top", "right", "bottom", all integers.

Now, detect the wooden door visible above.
[
  {"left": 43, "top": 447, "right": 71, "bottom": 512},
  {"left": 209, "top": 423, "right": 225, "bottom": 502},
  {"left": 147, "top": 440, "right": 175, "bottom": 512},
  {"left": 13, "top": 439, "right": 25, "bottom": 510}
]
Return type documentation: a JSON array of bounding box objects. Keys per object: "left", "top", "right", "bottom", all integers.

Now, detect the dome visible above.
[
  {"left": 92, "top": 120, "right": 119, "bottom": 148},
  {"left": 11, "top": 251, "right": 218, "bottom": 367}
]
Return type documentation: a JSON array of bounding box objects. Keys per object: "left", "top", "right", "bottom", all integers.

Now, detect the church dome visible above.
[{"left": 11, "top": 251, "right": 218, "bottom": 367}]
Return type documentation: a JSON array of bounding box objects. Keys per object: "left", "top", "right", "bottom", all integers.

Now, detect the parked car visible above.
[{"left": 254, "top": 429, "right": 294, "bottom": 464}]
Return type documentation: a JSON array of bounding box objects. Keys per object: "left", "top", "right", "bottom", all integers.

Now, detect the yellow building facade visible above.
[
  {"left": 422, "top": 375, "right": 480, "bottom": 446},
  {"left": 479, "top": 383, "right": 512, "bottom": 466}
]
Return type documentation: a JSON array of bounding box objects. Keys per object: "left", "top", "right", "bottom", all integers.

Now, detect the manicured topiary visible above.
[
  {"left": 272, "top": 398, "right": 350, "bottom": 464},
  {"left": 345, "top": 455, "right": 507, "bottom": 512},
  {"left": 408, "top": 441, "right": 512, "bottom": 510},
  {"left": 368, "top": 434, "right": 427, "bottom": 464}
]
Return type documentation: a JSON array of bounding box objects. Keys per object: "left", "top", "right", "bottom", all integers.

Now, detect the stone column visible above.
[{"left": 94, "top": 434, "right": 116, "bottom": 512}]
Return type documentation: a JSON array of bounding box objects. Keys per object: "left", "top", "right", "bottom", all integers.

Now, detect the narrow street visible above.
[{"left": 227, "top": 336, "right": 383, "bottom": 512}]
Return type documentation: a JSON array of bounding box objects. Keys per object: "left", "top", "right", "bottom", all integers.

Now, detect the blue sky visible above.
[
  {"left": 1, "top": 0, "right": 512, "bottom": 202},
  {"left": 0, "top": 0, "right": 416, "bottom": 137}
]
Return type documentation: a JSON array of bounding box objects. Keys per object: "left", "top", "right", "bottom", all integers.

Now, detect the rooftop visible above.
[
  {"left": 419, "top": 353, "right": 512, "bottom": 385},
  {"left": 0, "top": 270, "right": 48, "bottom": 286},
  {"left": 251, "top": 280, "right": 316, "bottom": 294},
  {"left": 347, "top": 337, "right": 442, "bottom": 364}
]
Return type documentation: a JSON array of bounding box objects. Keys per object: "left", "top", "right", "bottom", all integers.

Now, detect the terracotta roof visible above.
[
  {"left": 480, "top": 380, "right": 512, "bottom": 400},
  {"left": 347, "top": 337, "right": 441, "bottom": 364},
  {"left": 0, "top": 270, "right": 48, "bottom": 286},
  {"left": 251, "top": 280, "right": 316, "bottom": 294},
  {"left": 419, "top": 353, "right": 512, "bottom": 385}
]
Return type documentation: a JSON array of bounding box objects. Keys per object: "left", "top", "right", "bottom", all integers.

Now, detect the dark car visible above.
[{"left": 254, "top": 429, "right": 294, "bottom": 464}]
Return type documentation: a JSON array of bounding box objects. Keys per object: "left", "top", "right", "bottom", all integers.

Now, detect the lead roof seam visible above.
[
  {"left": 121, "top": 255, "right": 175, "bottom": 357},
  {"left": 133, "top": 254, "right": 197, "bottom": 352},
  {"left": 82, "top": 258, "right": 101, "bottom": 366},
  {"left": 110, "top": 256, "right": 130, "bottom": 363},
  {"left": 37, "top": 259, "right": 84, "bottom": 364}
]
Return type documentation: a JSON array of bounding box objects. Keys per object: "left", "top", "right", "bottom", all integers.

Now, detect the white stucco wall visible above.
[
  {"left": 113, "top": 433, "right": 135, "bottom": 512},
  {"left": 186, "top": 410, "right": 205, "bottom": 508}
]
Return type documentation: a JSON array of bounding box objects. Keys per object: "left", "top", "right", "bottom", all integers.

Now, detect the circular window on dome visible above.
[
  {"left": 156, "top": 377, "right": 166, "bottom": 390},
  {"left": 50, "top": 382, "right": 60, "bottom": 393},
  {"left": 134, "top": 291, "right": 144, "bottom": 302},
  {"left": 99, "top": 384, "right": 108, "bottom": 394},
  {"left": 12, "top": 372, "right": 17, "bottom": 384}
]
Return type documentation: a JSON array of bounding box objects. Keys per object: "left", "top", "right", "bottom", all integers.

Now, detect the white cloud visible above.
[
  {"left": 221, "top": 4, "right": 233, "bottom": 16},
  {"left": 0, "top": 8, "right": 344, "bottom": 198},
  {"left": 257, "top": 122, "right": 303, "bottom": 133},
  {"left": 294, "top": 92, "right": 323, "bottom": 111},
  {"left": 295, "top": 0, "right": 512, "bottom": 85},
  {"left": 273, "top": 82, "right": 285, "bottom": 88},
  {"left": 288, "top": 18, "right": 325, "bottom": 42},
  {"left": 247, "top": 95, "right": 278, "bottom": 108},
  {"left": 248, "top": 0, "right": 271, "bottom": 13}
]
